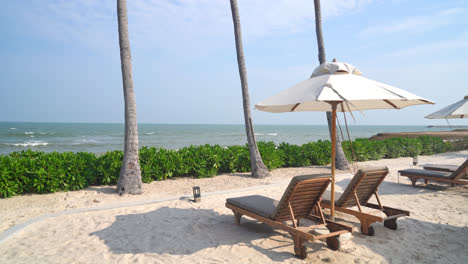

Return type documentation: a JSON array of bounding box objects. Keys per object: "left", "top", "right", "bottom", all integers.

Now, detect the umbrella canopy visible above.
[
  {"left": 425, "top": 96, "right": 468, "bottom": 119},
  {"left": 255, "top": 61, "right": 434, "bottom": 219},
  {"left": 256, "top": 62, "right": 434, "bottom": 113}
]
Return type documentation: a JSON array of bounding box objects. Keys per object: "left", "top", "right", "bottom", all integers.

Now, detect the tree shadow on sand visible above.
[
  {"left": 85, "top": 186, "right": 116, "bottom": 194},
  {"left": 350, "top": 217, "right": 468, "bottom": 264},
  {"left": 90, "top": 207, "right": 333, "bottom": 261}
]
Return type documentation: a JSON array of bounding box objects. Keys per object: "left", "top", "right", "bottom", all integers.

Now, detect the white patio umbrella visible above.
[
  {"left": 425, "top": 96, "right": 468, "bottom": 119},
  {"left": 255, "top": 61, "right": 434, "bottom": 218}
]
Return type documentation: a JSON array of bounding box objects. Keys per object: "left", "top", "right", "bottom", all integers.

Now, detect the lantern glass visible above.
[{"left": 193, "top": 186, "right": 201, "bottom": 203}]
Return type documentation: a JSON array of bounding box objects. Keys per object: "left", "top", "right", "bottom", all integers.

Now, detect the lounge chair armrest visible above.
[
  {"left": 365, "top": 203, "right": 410, "bottom": 217},
  {"left": 306, "top": 215, "right": 353, "bottom": 233},
  {"left": 314, "top": 230, "right": 349, "bottom": 240}
]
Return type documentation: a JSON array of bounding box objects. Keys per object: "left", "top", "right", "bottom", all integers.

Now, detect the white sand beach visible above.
[{"left": 0, "top": 151, "right": 467, "bottom": 263}]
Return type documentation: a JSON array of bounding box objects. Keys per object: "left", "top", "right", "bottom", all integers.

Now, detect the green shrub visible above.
[
  {"left": 140, "top": 147, "right": 179, "bottom": 182},
  {"left": 278, "top": 142, "right": 308, "bottom": 167},
  {"left": 223, "top": 145, "right": 250, "bottom": 173},
  {"left": 343, "top": 138, "right": 388, "bottom": 161},
  {"left": 97, "top": 150, "right": 123, "bottom": 185},
  {"left": 180, "top": 145, "right": 221, "bottom": 178},
  {"left": 258, "top": 141, "right": 284, "bottom": 169},
  {"left": 418, "top": 136, "right": 451, "bottom": 155},
  {"left": 0, "top": 136, "right": 454, "bottom": 198},
  {"left": 0, "top": 155, "right": 20, "bottom": 198},
  {"left": 303, "top": 140, "right": 332, "bottom": 165}
]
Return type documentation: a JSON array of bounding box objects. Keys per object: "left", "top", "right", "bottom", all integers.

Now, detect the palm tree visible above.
[
  {"left": 313, "top": 0, "right": 349, "bottom": 170},
  {"left": 229, "top": 0, "right": 270, "bottom": 178},
  {"left": 116, "top": 0, "right": 143, "bottom": 195}
]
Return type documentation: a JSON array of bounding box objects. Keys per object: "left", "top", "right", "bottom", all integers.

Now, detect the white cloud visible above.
[
  {"left": 15, "top": 0, "right": 375, "bottom": 52},
  {"left": 231, "top": 0, "right": 374, "bottom": 37},
  {"left": 389, "top": 31, "right": 468, "bottom": 57},
  {"left": 359, "top": 7, "right": 466, "bottom": 37}
]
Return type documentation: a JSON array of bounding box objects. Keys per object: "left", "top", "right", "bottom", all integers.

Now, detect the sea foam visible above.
[
  {"left": 71, "top": 139, "right": 100, "bottom": 146},
  {"left": 8, "top": 141, "right": 49, "bottom": 147},
  {"left": 255, "top": 133, "right": 278, "bottom": 136}
]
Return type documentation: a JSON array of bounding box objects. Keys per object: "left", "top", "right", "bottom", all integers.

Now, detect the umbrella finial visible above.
[{"left": 332, "top": 58, "right": 337, "bottom": 62}]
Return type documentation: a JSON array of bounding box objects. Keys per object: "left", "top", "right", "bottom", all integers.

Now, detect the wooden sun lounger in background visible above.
[
  {"left": 321, "top": 166, "right": 409, "bottom": 236},
  {"left": 225, "top": 174, "right": 352, "bottom": 259},
  {"left": 399, "top": 159, "right": 468, "bottom": 187}
]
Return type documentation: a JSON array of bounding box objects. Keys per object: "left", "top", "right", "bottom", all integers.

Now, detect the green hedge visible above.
[{"left": 0, "top": 136, "right": 452, "bottom": 198}]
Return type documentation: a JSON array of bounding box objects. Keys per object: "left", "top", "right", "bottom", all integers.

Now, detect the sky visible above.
[{"left": 0, "top": 0, "right": 467, "bottom": 126}]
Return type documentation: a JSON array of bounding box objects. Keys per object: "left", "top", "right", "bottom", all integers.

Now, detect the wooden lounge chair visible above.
[
  {"left": 321, "top": 166, "right": 409, "bottom": 236},
  {"left": 399, "top": 159, "right": 468, "bottom": 187},
  {"left": 225, "top": 174, "right": 352, "bottom": 259}
]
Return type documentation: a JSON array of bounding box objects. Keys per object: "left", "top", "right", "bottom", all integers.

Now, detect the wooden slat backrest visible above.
[
  {"left": 336, "top": 166, "right": 389, "bottom": 208},
  {"left": 272, "top": 174, "right": 331, "bottom": 221},
  {"left": 451, "top": 159, "right": 468, "bottom": 180}
]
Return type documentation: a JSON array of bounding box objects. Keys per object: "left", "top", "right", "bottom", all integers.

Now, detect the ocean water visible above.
[{"left": 0, "top": 122, "right": 456, "bottom": 155}]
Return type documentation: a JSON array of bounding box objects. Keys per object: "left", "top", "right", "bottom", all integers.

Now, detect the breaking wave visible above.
[
  {"left": 255, "top": 133, "right": 278, "bottom": 136},
  {"left": 71, "top": 139, "right": 100, "bottom": 146},
  {"left": 4, "top": 141, "right": 49, "bottom": 147}
]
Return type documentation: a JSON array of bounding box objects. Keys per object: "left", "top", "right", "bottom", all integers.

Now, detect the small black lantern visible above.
[
  {"left": 413, "top": 156, "right": 418, "bottom": 166},
  {"left": 193, "top": 186, "right": 201, "bottom": 203}
]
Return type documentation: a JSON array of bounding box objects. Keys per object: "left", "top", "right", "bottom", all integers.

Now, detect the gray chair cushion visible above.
[
  {"left": 423, "top": 164, "right": 458, "bottom": 172},
  {"left": 398, "top": 169, "right": 451, "bottom": 178},
  {"left": 227, "top": 174, "right": 331, "bottom": 219},
  {"left": 227, "top": 195, "right": 278, "bottom": 219}
]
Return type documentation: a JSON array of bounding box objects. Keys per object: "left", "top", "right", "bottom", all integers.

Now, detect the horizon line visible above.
[{"left": 0, "top": 121, "right": 457, "bottom": 127}]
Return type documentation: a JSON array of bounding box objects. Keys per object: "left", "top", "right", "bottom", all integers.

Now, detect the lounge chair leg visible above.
[
  {"left": 360, "top": 219, "right": 375, "bottom": 236},
  {"left": 233, "top": 211, "right": 242, "bottom": 225},
  {"left": 324, "top": 221, "right": 345, "bottom": 250},
  {"left": 410, "top": 178, "right": 417, "bottom": 187},
  {"left": 326, "top": 236, "right": 340, "bottom": 251},
  {"left": 384, "top": 219, "right": 397, "bottom": 230},
  {"left": 290, "top": 234, "right": 307, "bottom": 259}
]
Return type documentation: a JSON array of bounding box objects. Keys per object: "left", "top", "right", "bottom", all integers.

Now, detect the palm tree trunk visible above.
[
  {"left": 313, "top": 0, "right": 349, "bottom": 170},
  {"left": 229, "top": 0, "right": 270, "bottom": 178},
  {"left": 116, "top": 0, "right": 143, "bottom": 195}
]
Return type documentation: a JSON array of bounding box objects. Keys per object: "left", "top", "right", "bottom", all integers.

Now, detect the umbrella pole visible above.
[{"left": 331, "top": 103, "right": 337, "bottom": 220}]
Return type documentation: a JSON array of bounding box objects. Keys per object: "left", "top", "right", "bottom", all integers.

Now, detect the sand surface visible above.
[{"left": 1, "top": 151, "right": 467, "bottom": 263}]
